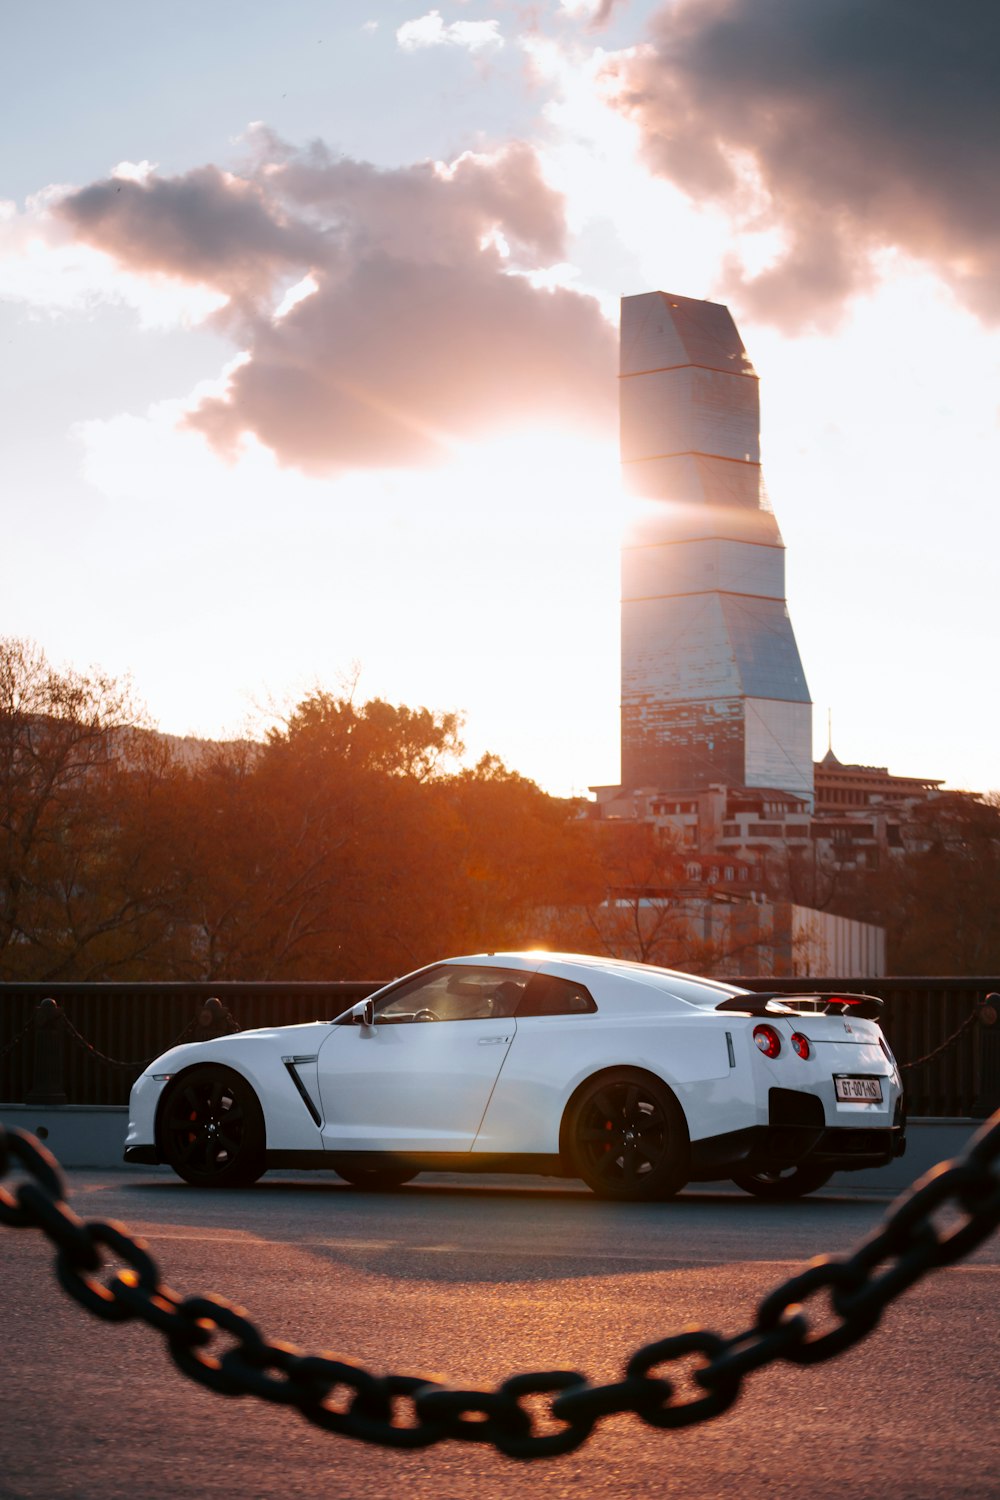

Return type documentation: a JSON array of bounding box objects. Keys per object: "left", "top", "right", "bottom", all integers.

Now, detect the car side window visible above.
[
  {"left": 375, "top": 965, "right": 528, "bottom": 1022},
  {"left": 516, "top": 973, "right": 597, "bottom": 1018}
]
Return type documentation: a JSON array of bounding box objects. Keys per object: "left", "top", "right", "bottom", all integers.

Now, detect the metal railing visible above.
[
  {"left": 0, "top": 982, "right": 380, "bottom": 1109},
  {"left": 1, "top": 976, "right": 997, "bottom": 1117}
]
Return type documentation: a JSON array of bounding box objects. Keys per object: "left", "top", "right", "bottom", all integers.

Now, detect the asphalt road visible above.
[{"left": 2, "top": 1166, "right": 998, "bottom": 1500}]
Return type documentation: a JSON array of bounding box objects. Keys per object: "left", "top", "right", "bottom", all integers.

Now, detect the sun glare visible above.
[{"left": 450, "top": 428, "right": 621, "bottom": 533}]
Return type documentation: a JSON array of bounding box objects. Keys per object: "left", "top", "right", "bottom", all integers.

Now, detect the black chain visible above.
[
  {"left": 58, "top": 1012, "right": 203, "bottom": 1071},
  {"left": 2, "top": 1115, "right": 998, "bottom": 1460},
  {"left": 900, "top": 1000, "right": 988, "bottom": 1072},
  {"left": 0, "top": 1015, "right": 36, "bottom": 1061}
]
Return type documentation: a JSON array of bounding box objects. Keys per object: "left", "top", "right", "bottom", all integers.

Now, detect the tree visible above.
[
  {"left": 561, "top": 820, "right": 690, "bottom": 964},
  {"left": 434, "top": 754, "right": 600, "bottom": 956},
  {"left": 153, "top": 694, "right": 468, "bottom": 979},
  {"left": 883, "top": 792, "right": 1000, "bottom": 974},
  {"left": 268, "top": 693, "right": 462, "bottom": 780},
  {"left": 0, "top": 636, "right": 174, "bottom": 979},
  {"left": 557, "top": 822, "right": 816, "bottom": 976}
]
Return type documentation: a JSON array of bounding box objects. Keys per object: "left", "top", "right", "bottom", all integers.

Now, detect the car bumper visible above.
[
  {"left": 691, "top": 1082, "right": 907, "bottom": 1180},
  {"left": 124, "top": 1144, "right": 162, "bottom": 1165},
  {"left": 690, "top": 1122, "right": 906, "bottom": 1178}
]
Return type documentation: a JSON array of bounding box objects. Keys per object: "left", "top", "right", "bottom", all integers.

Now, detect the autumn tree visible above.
[
  {"left": 432, "top": 754, "right": 601, "bottom": 956},
  {"left": 0, "top": 636, "right": 177, "bottom": 979},
  {"left": 154, "top": 694, "right": 467, "bottom": 979},
  {"left": 270, "top": 692, "right": 462, "bottom": 780},
  {"left": 552, "top": 820, "right": 692, "bottom": 965},
  {"left": 556, "top": 821, "right": 796, "bottom": 975},
  {"left": 881, "top": 792, "right": 1000, "bottom": 974}
]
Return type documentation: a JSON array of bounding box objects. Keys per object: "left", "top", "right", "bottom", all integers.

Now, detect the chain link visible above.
[
  {"left": 899, "top": 1001, "right": 988, "bottom": 1072},
  {"left": 1, "top": 998, "right": 242, "bottom": 1076},
  {"left": 2, "top": 1114, "right": 998, "bottom": 1457},
  {"left": 57, "top": 1012, "right": 164, "bottom": 1070},
  {"left": 0, "top": 1015, "right": 36, "bottom": 1061},
  {"left": 56, "top": 1011, "right": 208, "bottom": 1071}
]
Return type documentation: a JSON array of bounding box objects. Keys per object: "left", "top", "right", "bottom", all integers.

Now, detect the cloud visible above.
[
  {"left": 614, "top": 0, "right": 1000, "bottom": 328},
  {"left": 59, "top": 165, "right": 321, "bottom": 306},
  {"left": 560, "top": 0, "right": 629, "bottom": 28},
  {"left": 0, "top": 188, "right": 226, "bottom": 327},
  {"left": 397, "top": 10, "right": 504, "bottom": 52},
  {"left": 55, "top": 139, "right": 615, "bottom": 473}
]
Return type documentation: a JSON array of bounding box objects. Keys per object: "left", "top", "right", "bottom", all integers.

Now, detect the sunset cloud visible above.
[
  {"left": 0, "top": 188, "right": 226, "bottom": 326},
  {"left": 60, "top": 165, "right": 321, "bottom": 306},
  {"left": 560, "top": 0, "right": 628, "bottom": 28},
  {"left": 55, "top": 139, "right": 615, "bottom": 473},
  {"left": 614, "top": 0, "right": 1000, "bottom": 328}
]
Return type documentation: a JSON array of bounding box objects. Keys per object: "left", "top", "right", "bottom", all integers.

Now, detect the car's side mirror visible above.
[{"left": 351, "top": 999, "right": 375, "bottom": 1027}]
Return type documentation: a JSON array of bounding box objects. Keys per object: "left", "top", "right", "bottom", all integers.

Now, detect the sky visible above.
[{"left": 3, "top": 0, "right": 999, "bottom": 797}]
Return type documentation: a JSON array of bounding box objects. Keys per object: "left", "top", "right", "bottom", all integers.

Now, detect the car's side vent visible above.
[{"left": 282, "top": 1056, "right": 322, "bottom": 1127}]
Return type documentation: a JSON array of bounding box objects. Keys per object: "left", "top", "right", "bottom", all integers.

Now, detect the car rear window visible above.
[{"left": 516, "top": 973, "right": 597, "bottom": 1017}]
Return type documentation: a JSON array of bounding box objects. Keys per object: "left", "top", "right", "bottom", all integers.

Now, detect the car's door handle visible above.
[{"left": 477, "top": 1035, "right": 509, "bottom": 1045}]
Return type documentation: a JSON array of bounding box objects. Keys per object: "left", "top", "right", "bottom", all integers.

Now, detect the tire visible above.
[
  {"left": 332, "top": 1162, "right": 419, "bottom": 1190},
  {"left": 159, "top": 1065, "right": 266, "bottom": 1188},
  {"left": 568, "top": 1069, "right": 689, "bottom": 1202},
  {"left": 731, "top": 1164, "right": 834, "bottom": 1199}
]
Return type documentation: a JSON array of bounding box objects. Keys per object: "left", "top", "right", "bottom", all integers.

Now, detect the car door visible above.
[{"left": 315, "top": 964, "right": 526, "bottom": 1151}]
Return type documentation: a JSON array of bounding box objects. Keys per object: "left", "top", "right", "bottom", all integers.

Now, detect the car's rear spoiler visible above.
[{"left": 715, "top": 992, "right": 884, "bottom": 1019}]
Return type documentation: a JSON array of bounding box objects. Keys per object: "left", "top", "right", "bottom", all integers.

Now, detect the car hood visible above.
[{"left": 145, "top": 1020, "right": 332, "bottom": 1074}]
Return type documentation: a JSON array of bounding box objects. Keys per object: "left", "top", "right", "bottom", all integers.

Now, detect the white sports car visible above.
[{"left": 125, "top": 952, "right": 906, "bottom": 1200}]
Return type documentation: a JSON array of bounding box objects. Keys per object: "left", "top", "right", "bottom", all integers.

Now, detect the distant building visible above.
[
  {"left": 590, "top": 885, "right": 886, "bottom": 978},
  {"left": 593, "top": 759, "right": 947, "bottom": 883},
  {"left": 591, "top": 291, "right": 954, "bottom": 968},
  {"left": 814, "top": 748, "right": 942, "bottom": 814}
]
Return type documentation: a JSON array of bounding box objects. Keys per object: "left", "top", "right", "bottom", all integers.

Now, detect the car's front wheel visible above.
[
  {"left": 159, "top": 1065, "right": 266, "bottom": 1188},
  {"left": 568, "top": 1070, "right": 689, "bottom": 1201},
  {"left": 731, "top": 1164, "right": 833, "bottom": 1199}
]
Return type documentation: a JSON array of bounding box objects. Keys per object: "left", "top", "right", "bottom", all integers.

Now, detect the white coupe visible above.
[{"left": 125, "top": 952, "right": 906, "bottom": 1200}]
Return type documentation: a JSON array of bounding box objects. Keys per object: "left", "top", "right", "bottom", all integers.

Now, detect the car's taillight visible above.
[
  {"left": 790, "top": 1031, "right": 811, "bottom": 1060},
  {"left": 879, "top": 1036, "right": 896, "bottom": 1067},
  {"left": 753, "top": 1024, "right": 781, "bottom": 1059}
]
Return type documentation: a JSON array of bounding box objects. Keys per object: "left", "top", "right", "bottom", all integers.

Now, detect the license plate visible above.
[{"left": 835, "top": 1075, "right": 883, "bottom": 1103}]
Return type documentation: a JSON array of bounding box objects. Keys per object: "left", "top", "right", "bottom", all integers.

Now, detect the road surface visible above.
[{"left": 3, "top": 1166, "right": 998, "bottom": 1499}]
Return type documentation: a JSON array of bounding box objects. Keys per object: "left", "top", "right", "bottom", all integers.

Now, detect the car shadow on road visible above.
[{"left": 122, "top": 1173, "right": 884, "bottom": 1208}]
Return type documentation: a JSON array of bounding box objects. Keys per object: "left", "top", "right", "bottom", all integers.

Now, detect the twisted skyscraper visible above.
[{"left": 619, "top": 291, "right": 813, "bottom": 805}]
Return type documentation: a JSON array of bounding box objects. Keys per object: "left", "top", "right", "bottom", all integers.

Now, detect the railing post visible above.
[
  {"left": 972, "top": 994, "right": 999, "bottom": 1118},
  {"left": 25, "top": 998, "right": 67, "bottom": 1106}
]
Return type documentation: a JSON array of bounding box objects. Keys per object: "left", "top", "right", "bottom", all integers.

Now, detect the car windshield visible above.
[{"left": 377, "top": 965, "right": 528, "bottom": 1022}]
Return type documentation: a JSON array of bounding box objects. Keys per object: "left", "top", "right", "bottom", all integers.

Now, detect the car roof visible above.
[{"left": 449, "top": 951, "right": 748, "bottom": 1003}]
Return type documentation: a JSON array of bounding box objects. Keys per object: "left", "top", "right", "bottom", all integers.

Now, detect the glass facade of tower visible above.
[{"left": 620, "top": 292, "right": 813, "bottom": 804}]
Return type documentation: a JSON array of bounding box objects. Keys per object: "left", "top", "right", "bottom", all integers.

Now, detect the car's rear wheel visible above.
[
  {"left": 568, "top": 1070, "right": 689, "bottom": 1201},
  {"left": 731, "top": 1164, "right": 833, "bottom": 1199},
  {"left": 160, "top": 1065, "right": 266, "bottom": 1188},
  {"left": 332, "top": 1162, "right": 419, "bottom": 1190}
]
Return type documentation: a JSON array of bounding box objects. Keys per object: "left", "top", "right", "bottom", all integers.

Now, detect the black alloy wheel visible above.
[
  {"left": 570, "top": 1070, "right": 689, "bottom": 1201},
  {"left": 160, "top": 1065, "right": 266, "bottom": 1188},
  {"left": 331, "top": 1162, "right": 420, "bottom": 1190},
  {"left": 731, "top": 1163, "right": 834, "bottom": 1199}
]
